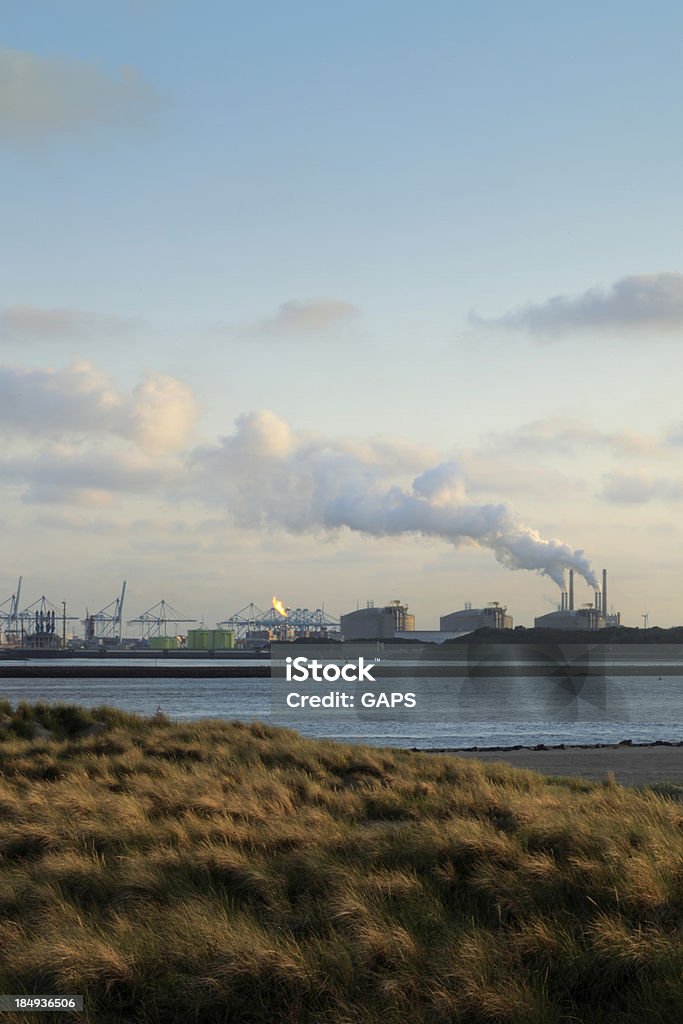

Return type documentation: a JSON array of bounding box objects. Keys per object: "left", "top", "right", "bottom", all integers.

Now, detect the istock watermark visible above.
[
  {"left": 271, "top": 644, "right": 419, "bottom": 717},
  {"left": 276, "top": 647, "right": 416, "bottom": 712},
  {"left": 285, "top": 655, "right": 378, "bottom": 682}
]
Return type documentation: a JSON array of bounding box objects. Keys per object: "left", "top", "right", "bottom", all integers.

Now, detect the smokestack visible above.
[
  {"left": 602, "top": 569, "right": 607, "bottom": 617},
  {"left": 560, "top": 592, "right": 566, "bottom": 611},
  {"left": 569, "top": 569, "right": 575, "bottom": 611}
]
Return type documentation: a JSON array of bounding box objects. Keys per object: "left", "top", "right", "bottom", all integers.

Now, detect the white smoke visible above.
[{"left": 192, "top": 411, "right": 597, "bottom": 590}]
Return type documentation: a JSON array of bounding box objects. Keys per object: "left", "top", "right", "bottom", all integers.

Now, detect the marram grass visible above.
[{"left": 0, "top": 700, "right": 681, "bottom": 1023}]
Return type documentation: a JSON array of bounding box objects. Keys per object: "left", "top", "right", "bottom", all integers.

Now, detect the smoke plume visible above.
[{"left": 192, "top": 411, "right": 597, "bottom": 590}]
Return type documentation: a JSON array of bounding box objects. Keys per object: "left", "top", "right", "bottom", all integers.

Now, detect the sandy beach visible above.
[{"left": 430, "top": 743, "right": 683, "bottom": 786}]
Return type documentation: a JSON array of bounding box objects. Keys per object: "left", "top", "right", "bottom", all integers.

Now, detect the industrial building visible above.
[
  {"left": 440, "top": 602, "right": 513, "bottom": 632},
  {"left": 0, "top": 578, "right": 79, "bottom": 649},
  {"left": 340, "top": 600, "right": 415, "bottom": 641},
  {"left": 534, "top": 569, "right": 620, "bottom": 631}
]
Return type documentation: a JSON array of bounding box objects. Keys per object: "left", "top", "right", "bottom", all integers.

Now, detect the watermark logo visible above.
[{"left": 285, "top": 656, "right": 377, "bottom": 682}]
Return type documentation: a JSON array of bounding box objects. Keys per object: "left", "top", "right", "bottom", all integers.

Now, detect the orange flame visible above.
[{"left": 272, "top": 595, "right": 288, "bottom": 618}]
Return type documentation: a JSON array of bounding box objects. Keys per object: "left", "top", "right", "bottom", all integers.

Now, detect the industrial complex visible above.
[
  {"left": 0, "top": 568, "right": 624, "bottom": 650},
  {"left": 533, "top": 569, "right": 620, "bottom": 631}
]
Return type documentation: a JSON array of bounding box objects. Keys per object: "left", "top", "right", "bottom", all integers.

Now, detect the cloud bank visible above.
[
  {"left": 0, "top": 47, "right": 162, "bottom": 142},
  {"left": 0, "top": 361, "right": 197, "bottom": 453},
  {"left": 473, "top": 273, "right": 683, "bottom": 336},
  {"left": 493, "top": 417, "right": 656, "bottom": 457},
  {"left": 0, "top": 305, "right": 140, "bottom": 342},
  {"left": 600, "top": 473, "right": 683, "bottom": 505},
  {"left": 0, "top": 448, "right": 173, "bottom": 506}
]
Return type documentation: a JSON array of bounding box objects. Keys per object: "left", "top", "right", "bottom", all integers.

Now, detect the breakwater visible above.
[{"left": 0, "top": 664, "right": 270, "bottom": 678}]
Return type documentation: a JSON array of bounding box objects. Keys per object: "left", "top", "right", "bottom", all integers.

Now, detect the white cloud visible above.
[
  {"left": 257, "top": 298, "right": 360, "bottom": 335},
  {"left": 599, "top": 473, "right": 683, "bottom": 505},
  {"left": 0, "top": 305, "right": 140, "bottom": 341},
  {"left": 490, "top": 417, "right": 658, "bottom": 457},
  {"left": 462, "top": 458, "right": 588, "bottom": 500},
  {"left": 0, "top": 447, "right": 176, "bottom": 505},
  {"left": 0, "top": 361, "right": 198, "bottom": 453},
  {"left": 665, "top": 423, "right": 683, "bottom": 447},
  {"left": 130, "top": 373, "right": 199, "bottom": 455},
  {"left": 0, "top": 47, "right": 163, "bottom": 142},
  {"left": 473, "top": 272, "right": 683, "bottom": 336}
]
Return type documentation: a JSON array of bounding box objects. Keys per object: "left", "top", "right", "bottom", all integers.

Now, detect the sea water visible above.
[{"left": 0, "top": 671, "right": 681, "bottom": 748}]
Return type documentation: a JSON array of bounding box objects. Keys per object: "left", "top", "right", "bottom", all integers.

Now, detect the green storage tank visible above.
[
  {"left": 149, "top": 636, "right": 179, "bottom": 650},
  {"left": 211, "top": 629, "right": 235, "bottom": 650},
  {"left": 186, "top": 629, "right": 235, "bottom": 650},
  {"left": 186, "top": 629, "right": 210, "bottom": 650}
]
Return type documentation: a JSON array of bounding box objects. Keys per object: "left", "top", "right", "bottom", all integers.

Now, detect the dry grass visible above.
[{"left": 0, "top": 702, "right": 681, "bottom": 1022}]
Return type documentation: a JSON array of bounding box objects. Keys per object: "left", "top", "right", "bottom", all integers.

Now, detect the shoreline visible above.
[
  {"left": 0, "top": 664, "right": 270, "bottom": 678},
  {"left": 420, "top": 738, "right": 683, "bottom": 752},
  {"left": 418, "top": 741, "right": 683, "bottom": 785}
]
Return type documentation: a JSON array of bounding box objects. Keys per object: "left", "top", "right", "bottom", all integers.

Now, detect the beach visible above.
[{"left": 435, "top": 742, "right": 683, "bottom": 785}]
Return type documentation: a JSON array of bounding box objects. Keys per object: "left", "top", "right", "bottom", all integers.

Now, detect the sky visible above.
[{"left": 2, "top": 1, "right": 683, "bottom": 630}]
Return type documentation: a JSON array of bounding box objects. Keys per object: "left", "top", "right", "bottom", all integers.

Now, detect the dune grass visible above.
[{"left": 0, "top": 701, "right": 681, "bottom": 1022}]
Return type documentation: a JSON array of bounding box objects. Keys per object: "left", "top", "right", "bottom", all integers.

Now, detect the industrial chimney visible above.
[
  {"left": 602, "top": 569, "right": 607, "bottom": 617},
  {"left": 569, "top": 569, "right": 575, "bottom": 611}
]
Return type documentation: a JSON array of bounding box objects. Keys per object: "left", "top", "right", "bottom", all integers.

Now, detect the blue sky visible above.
[{"left": 2, "top": 2, "right": 683, "bottom": 629}]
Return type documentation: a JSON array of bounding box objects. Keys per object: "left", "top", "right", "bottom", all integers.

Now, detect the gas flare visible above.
[{"left": 272, "top": 596, "right": 288, "bottom": 618}]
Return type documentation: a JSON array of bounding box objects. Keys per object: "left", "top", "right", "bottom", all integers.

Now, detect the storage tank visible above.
[
  {"left": 149, "top": 636, "right": 179, "bottom": 650},
  {"left": 186, "top": 628, "right": 235, "bottom": 650},
  {"left": 340, "top": 601, "right": 415, "bottom": 641}
]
